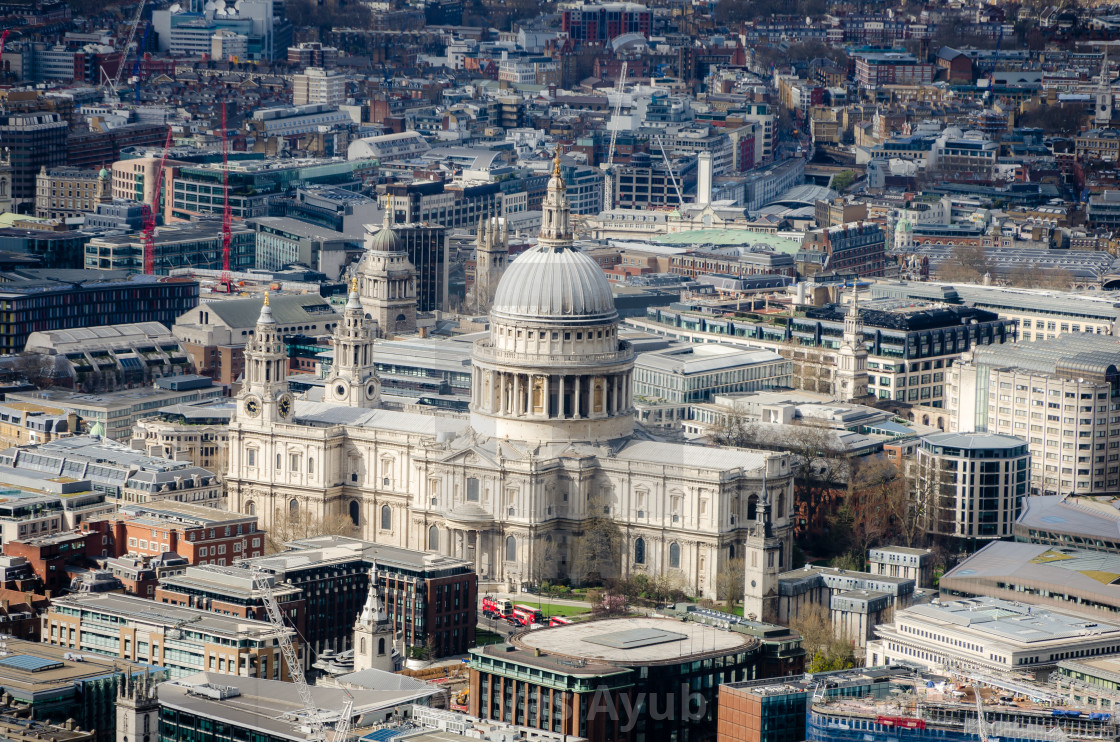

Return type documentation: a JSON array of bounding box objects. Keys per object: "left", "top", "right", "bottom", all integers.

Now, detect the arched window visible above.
[
  {"left": 634, "top": 537, "right": 645, "bottom": 565},
  {"left": 428, "top": 525, "right": 439, "bottom": 551},
  {"left": 360, "top": 638, "right": 366, "bottom": 654},
  {"left": 669, "top": 542, "right": 681, "bottom": 569},
  {"left": 381, "top": 504, "right": 392, "bottom": 531},
  {"left": 349, "top": 500, "right": 360, "bottom": 528},
  {"left": 505, "top": 535, "right": 517, "bottom": 562},
  {"left": 747, "top": 494, "right": 758, "bottom": 521},
  {"left": 245, "top": 501, "right": 255, "bottom": 516},
  {"left": 289, "top": 499, "right": 298, "bottom": 514},
  {"left": 378, "top": 637, "right": 386, "bottom": 655},
  {"left": 777, "top": 490, "right": 785, "bottom": 518}
]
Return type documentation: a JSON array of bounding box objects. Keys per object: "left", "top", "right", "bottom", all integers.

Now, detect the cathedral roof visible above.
[{"left": 491, "top": 243, "right": 617, "bottom": 324}]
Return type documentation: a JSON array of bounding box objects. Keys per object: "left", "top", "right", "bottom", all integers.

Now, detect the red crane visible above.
[
  {"left": 219, "top": 101, "right": 233, "bottom": 292},
  {"left": 0, "top": 30, "right": 10, "bottom": 57},
  {"left": 142, "top": 126, "right": 174, "bottom": 275}
]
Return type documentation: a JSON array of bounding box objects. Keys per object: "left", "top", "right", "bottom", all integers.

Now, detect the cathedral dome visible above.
[
  {"left": 367, "top": 223, "right": 399, "bottom": 252},
  {"left": 490, "top": 244, "right": 617, "bottom": 324}
]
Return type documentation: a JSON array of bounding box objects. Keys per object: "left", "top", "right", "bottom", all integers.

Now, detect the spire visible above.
[
  {"left": 347, "top": 276, "right": 361, "bottom": 310},
  {"left": 257, "top": 291, "right": 275, "bottom": 324},
  {"left": 359, "top": 564, "right": 387, "bottom": 625},
  {"left": 848, "top": 284, "right": 859, "bottom": 317}
]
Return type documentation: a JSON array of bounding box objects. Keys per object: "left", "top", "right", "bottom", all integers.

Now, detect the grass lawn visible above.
[{"left": 515, "top": 600, "right": 592, "bottom": 617}]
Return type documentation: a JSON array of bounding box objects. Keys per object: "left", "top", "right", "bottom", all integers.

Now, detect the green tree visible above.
[{"left": 831, "top": 170, "right": 856, "bottom": 191}]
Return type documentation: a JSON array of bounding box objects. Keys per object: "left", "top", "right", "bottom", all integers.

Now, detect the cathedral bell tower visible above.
[
  {"left": 325, "top": 277, "right": 380, "bottom": 408},
  {"left": 743, "top": 474, "right": 782, "bottom": 624},
  {"left": 236, "top": 292, "right": 295, "bottom": 426},
  {"left": 835, "top": 286, "right": 868, "bottom": 401},
  {"left": 358, "top": 208, "right": 418, "bottom": 338},
  {"left": 117, "top": 671, "right": 158, "bottom": 742},
  {"left": 474, "top": 215, "right": 508, "bottom": 310}
]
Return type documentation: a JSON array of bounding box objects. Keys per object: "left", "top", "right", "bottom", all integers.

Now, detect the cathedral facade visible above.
[{"left": 226, "top": 157, "right": 794, "bottom": 607}]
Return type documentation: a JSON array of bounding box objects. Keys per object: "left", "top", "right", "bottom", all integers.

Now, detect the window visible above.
[
  {"left": 247, "top": 449, "right": 256, "bottom": 466},
  {"left": 308, "top": 458, "right": 314, "bottom": 474},
  {"left": 381, "top": 504, "right": 391, "bottom": 531},
  {"left": 505, "top": 535, "right": 517, "bottom": 562},
  {"left": 428, "top": 525, "right": 439, "bottom": 551},
  {"left": 289, "top": 499, "right": 298, "bottom": 514},
  {"left": 634, "top": 537, "right": 645, "bottom": 565},
  {"left": 246, "top": 501, "right": 255, "bottom": 516},
  {"left": 349, "top": 500, "right": 360, "bottom": 527},
  {"left": 467, "top": 478, "right": 479, "bottom": 502},
  {"left": 669, "top": 542, "right": 681, "bottom": 569}
]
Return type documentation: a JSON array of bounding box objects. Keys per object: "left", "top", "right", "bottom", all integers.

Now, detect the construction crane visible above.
[
  {"left": 130, "top": 22, "right": 152, "bottom": 104},
  {"left": 142, "top": 126, "right": 174, "bottom": 275},
  {"left": 101, "top": 0, "right": 147, "bottom": 100},
  {"left": 601, "top": 61, "right": 628, "bottom": 210},
  {"left": 219, "top": 101, "right": 234, "bottom": 293},
  {"left": 251, "top": 569, "right": 353, "bottom": 742},
  {"left": 975, "top": 689, "right": 990, "bottom": 742},
  {"left": 654, "top": 135, "right": 684, "bottom": 208},
  {"left": 983, "top": 28, "right": 1003, "bottom": 104},
  {"left": 0, "top": 30, "right": 10, "bottom": 79}
]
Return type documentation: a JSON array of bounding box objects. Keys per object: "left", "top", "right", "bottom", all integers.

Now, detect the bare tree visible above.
[
  {"left": 15, "top": 351, "right": 61, "bottom": 389},
  {"left": 937, "top": 244, "right": 993, "bottom": 284},
  {"left": 265, "top": 507, "right": 357, "bottom": 554},
  {"left": 891, "top": 462, "right": 934, "bottom": 548},
  {"left": 570, "top": 489, "right": 622, "bottom": 585},
  {"left": 841, "top": 457, "right": 904, "bottom": 560},
  {"left": 790, "top": 603, "right": 855, "bottom": 672},
  {"left": 716, "top": 557, "right": 745, "bottom": 611}
]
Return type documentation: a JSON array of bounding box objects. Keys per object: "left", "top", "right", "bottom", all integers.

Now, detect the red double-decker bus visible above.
[
  {"left": 482, "top": 596, "right": 512, "bottom": 617},
  {"left": 549, "top": 616, "right": 572, "bottom": 627},
  {"left": 512, "top": 604, "right": 544, "bottom": 625}
]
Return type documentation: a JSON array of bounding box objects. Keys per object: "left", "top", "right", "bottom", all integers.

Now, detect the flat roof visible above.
[
  {"left": 52, "top": 593, "right": 290, "bottom": 640},
  {"left": 0, "top": 637, "right": 152, "bottom": 697},
  {"left": 513, "top": 617, "right": 750, "bottom": 664},
  {"left": 1016, "top": 494, "right": 1120, "bottom": 540},
  {"left": 902, "top": 597, "right": 1120, "bottom": 644}
]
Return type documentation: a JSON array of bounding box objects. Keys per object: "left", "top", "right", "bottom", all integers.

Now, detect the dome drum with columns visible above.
[{"left": 224, "top": 150, "right": 793, "bottom": 613}]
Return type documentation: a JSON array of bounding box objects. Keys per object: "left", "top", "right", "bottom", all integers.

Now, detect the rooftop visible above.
[
  {"left": 512, "top": 617, "right": 751, "bottom": 665},
  {"left": 900, "top": 597, "right": 1120, "bottom": 645},
  {"left": 51, "top": 593, "right": 291, "bottom": 641}
]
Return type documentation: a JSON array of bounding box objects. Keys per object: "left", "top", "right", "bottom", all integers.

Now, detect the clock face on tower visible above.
[
  {"left": 244, "top": 396, "right": 262, "bottom": 418},
  {"left": 278, "top": 394, "right": 293, "bottom": 418}
]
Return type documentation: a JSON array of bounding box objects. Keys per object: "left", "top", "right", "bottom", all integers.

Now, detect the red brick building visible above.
[
  {"left": 80, "top": 502, "right": 263, "bottom": 566},
  {"left": 4, "top": 531, "right": 89, "bottom": 594}
]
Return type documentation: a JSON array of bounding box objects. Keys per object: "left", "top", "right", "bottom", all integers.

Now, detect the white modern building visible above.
[
  {"left": 868, "top": 597, "right": 1120, "bottom": 672},
  {"left": 293, "top": 67, "right": 347, "bottom": 107}
]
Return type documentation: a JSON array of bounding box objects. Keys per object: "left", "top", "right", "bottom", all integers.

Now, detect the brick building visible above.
[
  {"left": 4, "top": 531, "right": 89, "bottom": 594},
  {"left": 80, "top": 502, "right": 263, "bottom": 566}
]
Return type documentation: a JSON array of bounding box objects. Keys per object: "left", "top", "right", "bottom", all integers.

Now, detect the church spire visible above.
[
  {"left": 539, "top": 146, "right": 571, "bottom": 245},
  {"left": 325, "top": 274, "right": 380, "bottom": 407}
]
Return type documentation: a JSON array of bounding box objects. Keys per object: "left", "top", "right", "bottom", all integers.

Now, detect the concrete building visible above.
[
  {"left": 1013, "top": 494, "right": 1120, "bottom": 553},
  {"left": 292, "top": 67, "right": 347, "bottom": 107},
  {"left": 248, "top": 216, "right": 352, "bottom": 274},
  {"left": 948, "top": 336, "right": 1120, "bottom": 496},
  {"left": 0, "top": 401, "right": 76, "bottom": 449},
  {"left": 43, "top": 593, "right": 298, "bottom": 679},
  {"left": 867, "top": 546, "right": 934, "bottom": 588},
  {"left": 347, "top": 131, "right": 431, "bottom": 162},
  {"left": 469, "top": 617, "right": 757, "bottom": 742},
  {"left": 85, "top": 220, "right": 255, "bottom": 275},
  {"left": 131, "top": 401, "right": 233, "bottom": 474},
  {"left": 210, "top": 28, "right": 248, "bottom": 61},
  {"left": 24, "top": 322, "right": 191, "bottom": 391},
  {"left": 0, "top": 112, "right": 69, "bottom": 211},
  {"left": 916, "top": 432, "right": 1030, "bottom": 542},
  {"left": 868, "top": 596, "right": 1120, "bottom": 672}
]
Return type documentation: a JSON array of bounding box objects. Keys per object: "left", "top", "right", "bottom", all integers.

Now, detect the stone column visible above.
[
  {"left": 514, "top": 374, "right": 522, "bottom": 416},
  {"left": 574, "top": 375, "right": 582, "bottom": 419},
  {"left": 558, "top": 375, "right": 567, "bottom": 419}
]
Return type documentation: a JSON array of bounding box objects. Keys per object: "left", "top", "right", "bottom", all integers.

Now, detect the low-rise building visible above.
[
  {"left": 0, "top": 401, "right": 76, "bottom": 449},
  {"left": 34, "top": 166, "right": 110, "bottom": 220},
  {"left": 1013, "top": 494, "right": 1120, "bottom": 553},
  {"left": 44, "top": 593, "right": 298, "bottom": 679},
  {"left": 130, "top": 401, "right": 233, "bottom": 473},
  {"left": 80, "top": 501, "right": 263, "bottom": 565},
  {"left": 868, "top": 596, "right": 1120, "bottom": 672},
  {"left": 867, "top": 546, "right": 934, "bottom": 588},
  {"left": 85, "top": 220, "right": 255, "bottom": 275}
]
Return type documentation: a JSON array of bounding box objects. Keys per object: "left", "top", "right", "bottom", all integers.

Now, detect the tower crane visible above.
[
  {"left": 219, "top": 101, "right": 234, "bottom": 292},
  {"left": 655, "top": 135, "right": 684, "bottom": 208},
  {"left": 101, "top": 0, "right": 146, "bottom": 100},
  {"left": 130, "top": 22, "right": 153, "bottom": 104},
  {"left": 142, "top": 126, "right": 174, "bottom": 275},
  {"left": 600, "top": 61, "right": 628, "bottom": 210},
  {"left": 983, "top": 28, "right": 1003, "bottom": 104},
  {"left": 251, "top": 569, "right": 357, "bottom": 742}
]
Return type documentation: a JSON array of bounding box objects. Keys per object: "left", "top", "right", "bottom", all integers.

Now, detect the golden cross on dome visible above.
[
  {"left": 553, "top": 146, "right": 561, "bottom": 176},
  {"left": 263, "top": 290, "right": 270, "bottom": 306},
  {"left": 351, "top": 275, "right": 359, "bottom": 293}
]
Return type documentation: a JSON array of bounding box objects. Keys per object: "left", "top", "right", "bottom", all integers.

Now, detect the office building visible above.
[
  {"left": 24, "top": 322, "right": 191, "bottom": 391},
  {"left": 0, "top": 270, "right": 198, "bottom": 354},
  {"left": 469, "top": 617, "right": 757, "bottom": 742},
  {"left": 867, "top": 546, "right": 934, "bottom": 588},
  {"left": 0, "top": 435, "right": 221, "bottom": 504},
  {"left": 83, "top": 201, "right": 146, "bottom": 232},
  {"left": 44, "top": 593, "right": 298, "bottom": 680},
  {"left": 155, "top": 564, "right": 302, "bottom": 633},
  {"left": 561, "top": 2, "right": 652, "bottom": 43},
  {"left": 293, "top": 67, "right": 347, "bottom": 106},
  {"left": 34, "top": 166, "right": 110, "bottom": 220},
  {"left": 949, "top": 336, "right": 1120, "bottom": 496},
  {"left": 81, "top": 501, "right": 262, "bottom": 565},
  {"left": 0, "top": 637, "right": 163, "bottom": 742},
  {"left": 1013, "top": 494, "right": 1120, "bottom": 552},
  {"left": 941, "top": 541, "right": 1120, "bottom": 621},
  {"left": 916, "top": 432, "right": 1030, "bottom": 542},
  {"left": 852, "top": 50, "right": 935, "bottom": 88},
  {"left": 85, "top": 220, "right": 255, "bottom": 275},
  {"left": 248, "top": 216, "right": 352, "bottom": 274},
  {"left": 0, "top": 112, "right": 68, "bottom": 211},
  {"left": 867, "top": 597, "right": 1120, "bottom": 672},
  {"left": 288, "top": 41, "right": 338, "bottom": 68},
  {"left": 242, "top": 536, "right": 477, "bottom": 661},
  {"left": 799, "top": 222, "right": 886, "bottom": 276},
  {"left": 0, "top": 401, "right": 75, "bottom": 449}
]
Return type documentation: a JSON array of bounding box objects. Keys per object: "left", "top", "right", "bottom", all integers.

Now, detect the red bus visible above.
[
  {"left": 512, "top": 604, "right": 544, "bottom": 625},
  {"left": 549, "top": 616, "right": 572, "bottom": 627},
  {"left": 482, "top": 596, "right": 513, "bottom": 617}
]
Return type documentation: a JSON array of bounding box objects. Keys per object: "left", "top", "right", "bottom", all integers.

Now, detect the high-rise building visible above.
[
  {"left": 0, "top": 112, "right": 68, "bottom": 212},
  {"left": 561, "top": 2, "right": 652, "bottom": 43},
  {"left": 292, "top": 67, "right": 347, "bottom": 106}
]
